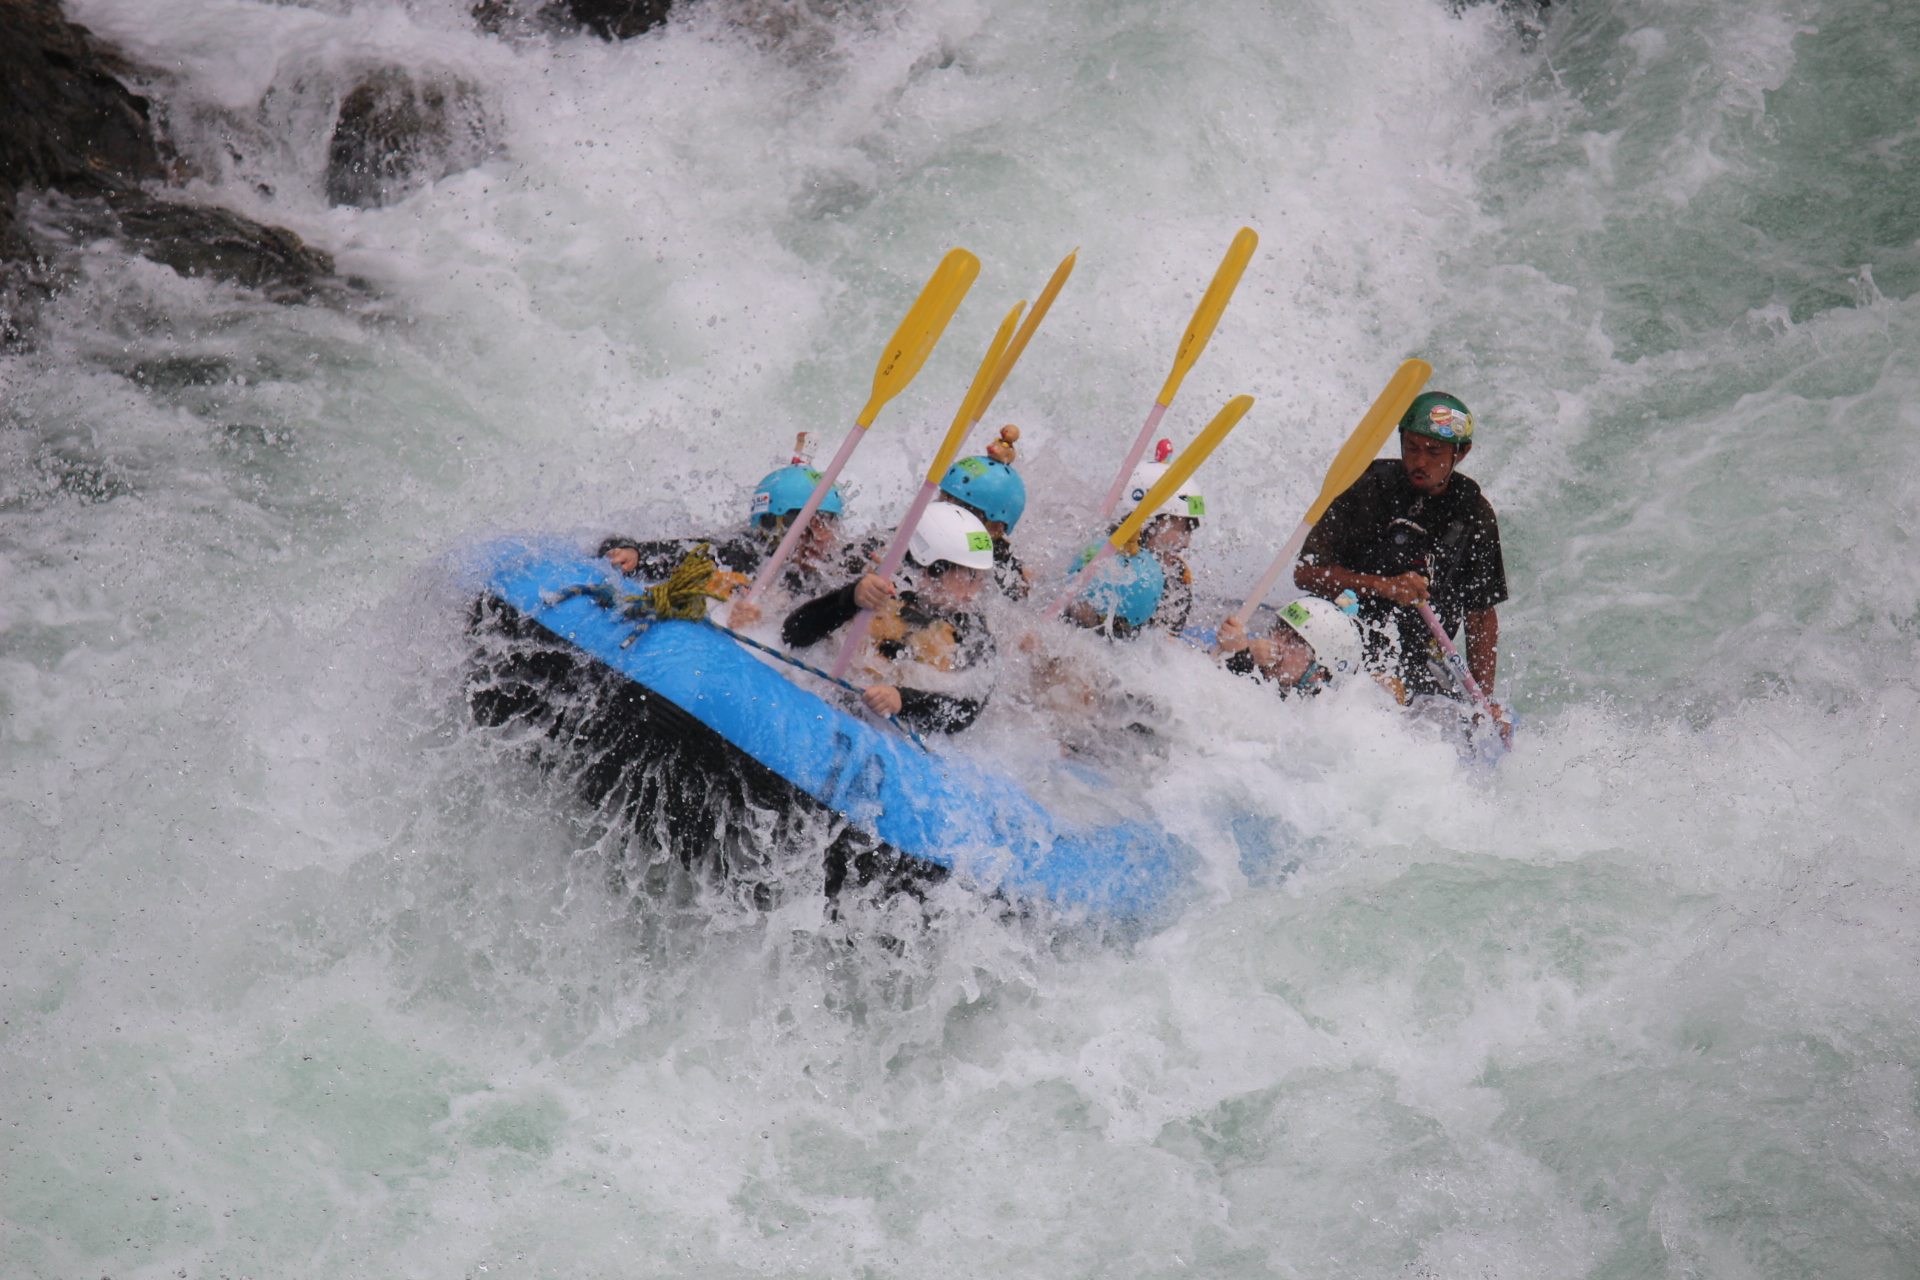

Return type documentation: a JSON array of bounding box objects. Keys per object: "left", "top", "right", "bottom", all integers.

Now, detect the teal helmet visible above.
[
  {"left": 1072, "top": 546, "right": 1165, "bottom": 631},
  {"left": 750, "top": 465, "right": 844, "bottom": 524},
  {"left": 1399, "top": 391, "right": 1473, "bottom": 444},
  {"left": 938, "top": 455, "right": 1026, "bottom": 530}
]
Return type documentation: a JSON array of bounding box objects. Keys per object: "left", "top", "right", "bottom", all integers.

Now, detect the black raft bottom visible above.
[{"left": 464, "top": 595, "right": 947, "bottom": 905}]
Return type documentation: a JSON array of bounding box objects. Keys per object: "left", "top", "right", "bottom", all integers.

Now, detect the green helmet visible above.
[{"left": 1400, "top": 391, "right": 1473, "bottom": 444}]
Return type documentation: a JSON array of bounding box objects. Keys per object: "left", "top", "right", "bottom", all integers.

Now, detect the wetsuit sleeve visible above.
[
  {"left": 1453, "top": 497, "right": 1508, "bottom": 612},
  {"left": 781, "top": 581, "right": 862, "bottom": 648},
  {"left": 1299, "top": 461, "right": 1391, "bottom": 575},
  {"left": 897, "top": 688, "right": 986, "bottom": 734}
]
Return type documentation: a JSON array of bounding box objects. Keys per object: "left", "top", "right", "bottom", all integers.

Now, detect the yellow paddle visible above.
[
  {"left": 829, "top": 300, "right": 1025, "bottom": 679},
  {"left": 1099, "top": 227, "right": 1259, "bottom": 519},
  {"left": 971, "top": 249, "right": 1076, "bottom": 423},
  {"left": 1047, "top": 394, "right": 1256, "bottom": 620},
  {"left": 1224, "top": 358, "right": 1432, "bottom": 628},
  {"left": 740, "top": 248, "right": 980, "bottom": 604}
]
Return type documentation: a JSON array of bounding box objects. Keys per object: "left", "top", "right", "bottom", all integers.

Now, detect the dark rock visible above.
[
  {"left": 0, "top": 0, "right": 339, "bottom": 323},
  {"left": 474, "top": 0, "right": 673, "bottom": 42},
  {"left": 64, "top": 189, "right": 334, "bottom": 301},
  {"left": 566, "top": 0, "right": 674, "bottom": 39},
  {"left": 0, "top": 0, "right": 170, "bottom": 196},
  {"left": 324, "top": 67, "right": 495, "bottom": 209}
]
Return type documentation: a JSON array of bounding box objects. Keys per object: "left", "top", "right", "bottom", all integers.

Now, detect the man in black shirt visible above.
[{"left": 1295, "top": 391, "right": 1508, "bottom": 708}]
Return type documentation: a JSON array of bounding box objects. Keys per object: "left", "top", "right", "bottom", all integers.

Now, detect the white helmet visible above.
[
  {"left": 1125, "top": 461, "right": 1206, "bottom": 521},
  {"left": 907, "top": 502, "right": 995, "bottom": 572},
  {"left": 1275, "top": 594, "right": 1364, "bottom": 681}
]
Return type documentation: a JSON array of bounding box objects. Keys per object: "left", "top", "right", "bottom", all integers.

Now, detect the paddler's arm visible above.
[
  {"left": 780, "top": 575, "right": 894, "bottom": 648},
  {"left": 1465, "top": 606, "right": 1498, "bottom": 699},
  {"left": 1295, "top": 561, "right": 1429, "bottom": 607},
  {"left": 781, "top": 581, "right": 860, "bottom": 648}
]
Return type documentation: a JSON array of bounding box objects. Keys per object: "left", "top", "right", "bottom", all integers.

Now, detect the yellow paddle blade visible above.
[
  {"left": 857, "top": 247, "right": 981, "bottom": 428},
  {"left": 1303, "top": 358, "right": 1432, "bottom": 523},
  {"left": 1155, "top": 227, "right": 1258, "bottom": 408},
  {"left": 925, "top": 300, "right": 1024, "bottom": 483},
  {"left": 976, "top": 249, "right": 1076, "bottom": 416},
  {"left": 1110, "top": 394, "right": 1255, "bottom": 549}
]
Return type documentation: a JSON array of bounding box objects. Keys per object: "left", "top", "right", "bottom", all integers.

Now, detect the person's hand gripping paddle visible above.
[
  {"left": 827, "top": 300, "right": 1027, "bottom": 680},
  {"left": 1224, "top": 359, "right": 1432, "bottom": 629},
  {"left": 1047, "top": 394, "right": 1256, "bottom": 621},
  {"left": 737, "top": 248, "right": 980, "bottom": 608},
  {"left": 1098, "top": 227, "right": 1258, "bottom": 520}
]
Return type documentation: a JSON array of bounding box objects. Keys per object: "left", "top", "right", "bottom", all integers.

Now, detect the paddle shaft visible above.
[
  {"left": 1099, "top": 401, "right": 1169, "bottom": 520},
  {"left": 1226, "top": 519, "right": 1311, "bottom": 630},
  {"left": 1416, "top": 600, "right": 1496, "bottom": 719}
]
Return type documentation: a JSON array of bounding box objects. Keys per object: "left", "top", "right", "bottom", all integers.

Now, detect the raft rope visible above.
[{"left": 543, "top": 543, "right": 930, "bottom": 753}]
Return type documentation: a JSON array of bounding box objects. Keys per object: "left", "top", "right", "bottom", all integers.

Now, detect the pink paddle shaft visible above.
[
  {"left": 1416, "top": 600, "right": 1496, "bottom": 719},
  {"left": 1227, "top": 519, "right": 1312, "bottom": 628},
  {"left": 740, "top": 424, "right": 864, "bottom": 605},
  {"left": 1099, "top": 401, "right": 1168, "bottom": 520},
  {"left": 827, "top": 479, "right": 941, "bottom": 680},
  {"left": 1042, "top": 541, "right": 1118, "bottom": 622}
]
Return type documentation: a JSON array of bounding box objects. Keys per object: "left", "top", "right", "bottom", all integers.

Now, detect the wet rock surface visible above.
[
  {"left": 325, "top": 67, "right": 496, "bottom": 210},
  {"left": 474, "top": 0, "right": 673, "bottom": 42},
  {"left": 0, "top": 0, "right": 335, "bottom": 335}
]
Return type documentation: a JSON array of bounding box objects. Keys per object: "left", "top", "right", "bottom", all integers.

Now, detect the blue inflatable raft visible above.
[{"left": 463, "top": 539, "right": 1194, "bottom": 923}]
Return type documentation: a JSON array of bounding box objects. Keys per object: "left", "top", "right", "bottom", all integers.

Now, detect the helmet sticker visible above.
[
  {"left": 965, "top": 530, "right": 993, "bottom": 552},
  {"left": 1281, "top": 600, "right": 1313, "bottom": 632},
  {"left": 1184, "top": 495, "right": 1205, "bottom": 516},
  {"left": 750, "top": 490, "right": 772, "bottom": 514},
  {"left": 1425, "top": 406, "right": 1471, "bottom": 439},
  {"left": 956, "top": 456, "right": 989, "bottom": 477},
  {"left": 1131, "top": 487, "right": 1148, "bottom": 502},
  {"left": 804, "top": 469, "right": 823, "bottom": 481}
]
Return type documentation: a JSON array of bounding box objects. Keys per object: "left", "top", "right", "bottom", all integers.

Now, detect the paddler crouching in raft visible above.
[
  {"left": 1058, "top": 451, "right": 1204, "bottom": 641},
  {"left": 782, "top": 503, "right": 997, "bottom": 735},
  {"left": 1294, "top": 390, "right": 1511, "bottom": 734},
  {"left": 1213, "top": 592, "right": 1382, "bottom": 698},
  {"left": 930, "top": 425, "right": 1032, "bottom": 601},
  {"left": 1118, "top": 441, "right": 1203, "bottom": 636}
]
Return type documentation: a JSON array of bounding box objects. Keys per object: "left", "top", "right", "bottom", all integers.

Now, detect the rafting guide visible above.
[{"left": 1293, "top": 390, "right": 1510, "bottom": 734}]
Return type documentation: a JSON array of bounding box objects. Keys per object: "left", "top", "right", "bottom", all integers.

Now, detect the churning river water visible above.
[{"left": 5, "top": 0, "right": 1920, "bottom": 1275}]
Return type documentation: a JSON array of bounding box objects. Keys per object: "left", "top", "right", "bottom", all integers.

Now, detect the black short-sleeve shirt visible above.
[{"left": 1300, "top": 459, "right": 1507, "bottom": 683}]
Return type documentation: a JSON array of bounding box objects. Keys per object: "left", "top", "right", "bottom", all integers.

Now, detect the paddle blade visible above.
[
  {"left": 857, "top": 248, "right": 981, "bottom": 428},
  {"left": 1304, "top": 358, "right": 1431, "bottom": 523},
  {"left": 976, "top": 249, "right": 1076, "bottom": 417},
  {"left": 925, "top": 300, "right": 1024, "bottom": 483},
  {"left": 1155, "top": 227, "right": 1258, "bottom": 408},
  {"left": 1110, "top": 394, "right": 1255, "bottom": 550}
]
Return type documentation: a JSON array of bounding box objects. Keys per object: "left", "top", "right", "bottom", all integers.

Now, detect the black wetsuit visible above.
[
  {"left": 1299, "top": 458, "right": 1507, "bottom": 697},
  {"left": 782, "top": 582, "right": 995, "bottom": 734}
]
